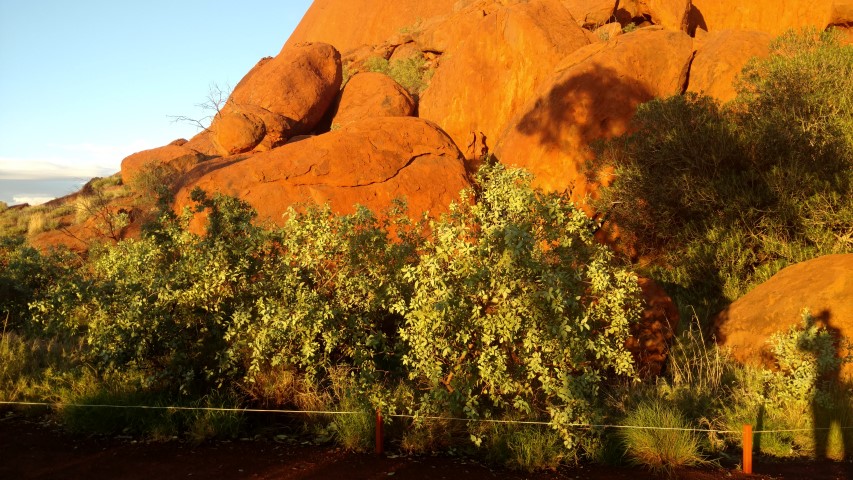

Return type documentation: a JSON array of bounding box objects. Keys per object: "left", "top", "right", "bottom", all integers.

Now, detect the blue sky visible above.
[{"left": 0, "top": 0, "right": 313, "bottom": 205}]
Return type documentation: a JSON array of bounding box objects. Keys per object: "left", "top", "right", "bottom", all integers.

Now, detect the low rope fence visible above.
[{"left": 3, "top": 400, "right": 851, "bottom": 474}]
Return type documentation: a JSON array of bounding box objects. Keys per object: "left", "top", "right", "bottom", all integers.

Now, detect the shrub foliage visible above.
[
  {"left": 7, "top": 163, "right": 641, "bottom": 456},
  {"left": 593, "top": 29, "right": 853, "bottom": 316},
  {"left": 400, "top": 163, "right": 641, "bottom": 448}
]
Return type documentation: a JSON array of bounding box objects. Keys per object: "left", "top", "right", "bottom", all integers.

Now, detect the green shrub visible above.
[
  {"left": 0, "top": 241, "right": 81, "bottom": 333},
  {"left": 768, "top": 310, "right": 849, "bottom": 409},
  {"left": 719, "top": 311, "right": 853, "bottom": 459},
  {"left": 229, "top": 200, "right": 420, "bottom": 406},
  {"left": 593, "top": 29, "right": 853, "bottom": 322},
  {"left": 400, "top": 162, "right": 642, "bottom": 452},
  {"left": 12, "top": 164, "right": 643, "bottom": 463},
  {"left": 363, "top": 55, "right": 433, "bottom": 97},
  {"left": 31, "top": 190, "right": 273, "bottom": 392}
]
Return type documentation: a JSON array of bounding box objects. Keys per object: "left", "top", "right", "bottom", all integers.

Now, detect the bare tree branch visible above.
[{"left": 167, "top": 82, "right": 232, "bottom": 132}]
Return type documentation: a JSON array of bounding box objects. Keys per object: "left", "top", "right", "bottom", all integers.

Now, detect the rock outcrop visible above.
[
  {"left": 562, "top": 0, "right": 617, "bottom": 28},
  {"left": 687, "top": 30, "right": 772, "bottom": 103},
  {"left": 330, "top": 72, "right": 415, "bottom": 128},
  {"left": 628, "top": 277, "right": 681, "bottom": 377},
  {"left": 420, "top": 0, "right": 591, "bottom": 162},
  {"left": 285, "top": 0, "right": 458, "bottom": 53},
  {"left": 639, "top": 0, "right": 692, "bottom": 31},
  {"left": 209, "top": 42, "right": 342, "bottom": 156},
  {"left": 715, "top": 255, "right": 853, "bottom": 380},
  {"left": 121, "top": 143, "right": 207, "bottom": 186},
  {"left": 689, "top": 0, "right": 836, "bottom": 35},
  {"left": 174, "top": 117, "right": 470, "bottom": 229},
  {"left": 495, "top": 28, "right": 694, "bottom": 199}
]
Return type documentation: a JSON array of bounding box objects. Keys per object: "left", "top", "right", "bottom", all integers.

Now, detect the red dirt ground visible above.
[{"left": 1, "top": 413, "right": 850, "bottom": 480}]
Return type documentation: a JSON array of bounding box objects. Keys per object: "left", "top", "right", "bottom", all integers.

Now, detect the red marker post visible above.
[{"left": 375, "top": 409, "right": 384, "bottom": 455}]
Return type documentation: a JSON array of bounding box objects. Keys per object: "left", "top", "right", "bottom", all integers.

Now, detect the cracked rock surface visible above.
[{"left": 174, "top": 116, "right": 469, "bottom": 231}]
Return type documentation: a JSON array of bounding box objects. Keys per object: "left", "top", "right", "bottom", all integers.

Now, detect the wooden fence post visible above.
[
  {"left": 743, "top": 424, "right": 753, "bottom": 474},
  {"left": 375, "top": 409, "right": 384, "bottom": 455}
]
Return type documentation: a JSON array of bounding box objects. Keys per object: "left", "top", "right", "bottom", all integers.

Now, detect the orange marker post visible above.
[{"left": 743, "top": 424, "right": 753, "bottom": 474}]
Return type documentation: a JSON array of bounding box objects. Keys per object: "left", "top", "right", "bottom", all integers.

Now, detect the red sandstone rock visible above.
[
  {"left": 120, "top": 144, "right": 207, "bottom": 187},
  {"left": 562, "top": 0, "right": 617, "bottom": 28},
  {"left": 494, "top": 27, "right": 694, "bottom": 200},
  {"left": 615, "top": 0, "right": 644, "bottom": 25},
  {"left": 285, "top": 0, "right": 458, "bottom": 54},
  {"left": 689, "top": 0, "right": 835, "bottom": 35},
  {"left": 420, "top": 0, "right": 590, "bottom": 161},
  {"left": 330, "top": 73, "right": 415, "bottom": 128},
  {"left": 184, "top": 130, "right": 219, "bottom": 157},
  {"left": 832, "top": 0, "right": 853, "bottom": 23},
  {"left": 638, "top": 0, "right": 691, "bottom": 31},
  {"left": 414, "top": 1, "right": 510, "bottom": 54},
  {"left": 687, "top": 30, "right": 772, "bottom": 103},
  {"left": 209, "top": 42, "right": 342, "bottom": 156},
  {"left": 627, "top": 277, "right": 681, "bottom": 377},
  {"left": 389, "top": 42, "right": 426, "bottom": 63},
  {"left": 715, "top": 254, "right": 853, "bottom": 380},
  {"left": 174, "top": 117, "right": 470, "bottom": 231},
  {"left": 593, "top": 22, "right": 624, "bottom": 41}
]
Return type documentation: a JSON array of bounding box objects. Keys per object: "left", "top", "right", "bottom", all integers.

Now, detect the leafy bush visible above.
[
  {"left": 6, "top": 164, "right": 645, "bottom": 465},
  {"left": 768, "top": 310, "right": 849, "bottom": 409},
  {"left": 0, "top": 241, "right": 81, "bottom": 333},
  {"left": 400, "top": 162, "right": 642, "bottom": 451},
  {"left": 363, "top": 55, "right": 433, "bottom": 97},
  {"left": 718, "top": 310, "right": 853, "bottom": 459},
  {"left": 592, "top": 29, "right": 853, "bottom": 320},
  {"left": 31, "top": 190, "right": 273, "bottom": 392},
  {"left": 228, "top": 200, "right": 420, "bottom": 406}
]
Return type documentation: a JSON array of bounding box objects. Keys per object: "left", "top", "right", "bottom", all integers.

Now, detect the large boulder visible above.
[
  {"left": 687, "top": 30, "right": 773, "bottom": 103},
  {"left": 413, "top": 1, "right": 517, "bottom": 54},
  {"left": 285, "top": 0, "right": 458, "bottom": 53},
  {"left": 419, "top": 0, "right": 590, "bottom": 161},
  {"left": 561, "top": 0, "right": 618, "bottom": 28},
  {"left": 184, "top": 130, "right": 219, "bottom": 157},
  {"left": 689, "top": 0, "right": 836, "bottom": 35},
  {"left": 209, "top": 42, "right": 342, "bottom": 156},
  {"left": 121, "top": 143, "right": 207, "bottom": 186},
  {"left": 330, "top": 72, "right": 415, "bottom": 128},
  {"left": 174, "top": 117, "right": 470, "bottom": 229},
  {"left": 638, "top": 0, "right": 692, "bottom": 31},
  {"left": 714, "top": 255, "right": 853, "bottom": 380},
  {"left": 494, "top": 28, "right": 694, "bottom": 200},
  {"left": 833, "top": 0, "right": 853, "bottom": 24}
]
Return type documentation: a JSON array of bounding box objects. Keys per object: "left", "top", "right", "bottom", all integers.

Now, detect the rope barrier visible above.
[
  {"left": 5, "top": 400, "right": 849, "bottom": 433},
  {"left": 0, "top": 401, "right": 359, "bottom": 416}
]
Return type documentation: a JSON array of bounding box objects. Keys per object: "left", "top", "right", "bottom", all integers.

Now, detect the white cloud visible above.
[
  {"left": 0, "top": 140, "right": 154, "bottom": 180},
  {"left": 12, "top": 195, "right": 55, "bottom": 206},
  {"left": 50, "top": 140, "right": 152, "bottom": 163},
  {"left": 0, "top": 157, "right": 114, "bottom": 180}
]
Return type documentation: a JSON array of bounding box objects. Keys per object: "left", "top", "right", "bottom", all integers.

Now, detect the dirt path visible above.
[{"left": 1, "top": 413, "right": 850, "bottom": 480}]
